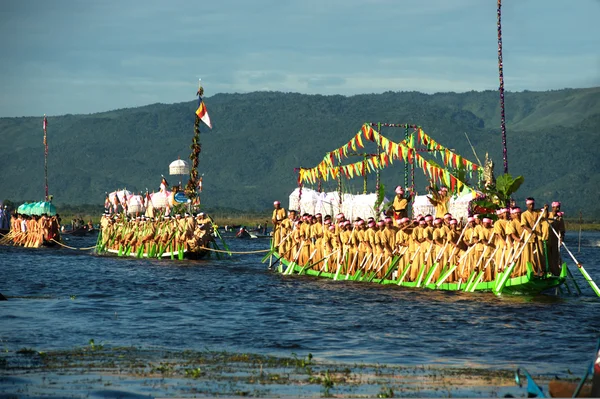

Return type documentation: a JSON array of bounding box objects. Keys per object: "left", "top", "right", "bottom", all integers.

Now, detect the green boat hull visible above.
[{"left": 272, "top": 252, "right": 566, "bottom": 295}]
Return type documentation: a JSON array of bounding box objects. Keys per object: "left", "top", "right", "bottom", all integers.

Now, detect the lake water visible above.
[{"left": 1, "top": 230, "right": 600, "bottom": 397}]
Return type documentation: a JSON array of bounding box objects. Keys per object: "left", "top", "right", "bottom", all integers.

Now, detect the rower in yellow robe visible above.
[
  {"left": 365, "top": 221, "right": 379, "bottom": 274},
  {"left": 460, "top": 217, "right": 477, "bottom": 280},
  {"left": 298, "top": 215, "right": 312, "bottom": 266},
  {"left": 493, "top": 209, "right": 510, "bottom": 278},
  {"left": 521, "top": 198, "right": 546, "bottom": 275},
  {"left": 409, "top": 220, "right": 425, "bottom": 281},
  {"left": 373, "top": 221, "right": 388, "bottom": 277},
  {"left": 355, "top": 220, "right": 370, "bottom": 275},
  {"left": 507, "top": 207, "right": 529, "bottom": 277},
  {"left": 479, "top": 218, "right": 495, "bottom": 282},
  {"left": 310, "top": 214, "right": 324, "bottom": 270},
  {"left": 379, "top": 218, "right": 396, "bottom": 278},
  {"left": 272, "top": 201, "right": 287, "bottom": 247},
  {"left": 336, "top": 221, "right": 349, "bottom": 274},
  {"left": 278, "top": 210, "right": 295, "bottom": 260},
  {"left": 322, "top": 222, "right": 341, "bottom": 272},
  {"left": 394, "top": 218, "right": 411, "bottom": 278},
  {"left": 431, "top": 218, "right": 446, "bottom": 282},
  {"left": 445, "top": 219, "right": 463, "bottom": 282}
]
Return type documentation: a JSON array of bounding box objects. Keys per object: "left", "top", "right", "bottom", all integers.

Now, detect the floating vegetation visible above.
[{"left": 0, "top": 345, "right": 572, "bottom": 398}]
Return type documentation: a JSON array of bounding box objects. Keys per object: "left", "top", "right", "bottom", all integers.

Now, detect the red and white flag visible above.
[
  {"left": 43, "top": 115, "right": 48, "bottom": 130},
  {"left": 195, "top": 99, "right": 212, "bottom": 129}
]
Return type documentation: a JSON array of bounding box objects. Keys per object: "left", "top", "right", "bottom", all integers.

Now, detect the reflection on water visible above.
[{"left": 1, "top": 231, "right": 599, "bottom": 376}]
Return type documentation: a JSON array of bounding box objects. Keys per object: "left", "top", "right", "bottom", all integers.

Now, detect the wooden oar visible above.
[
  {"left": 263, "top": 229, "right": 293, "bottom": 262},
  {"left": 363, "top": 253, "right": 384, "bottom": 281},
  {"left": 565, "top": 266, "right": 582, "bottom": 295},
  {"left": 464, "top": 245, "right": 490, "bottom": 291},
  {"left": 456, "top": 244, "right": 476, "bottom": 286},
  {"left": 353, "top": 252, "right": 372, "bottom": 280},
  {"left": 284, "top": 240, "right": 304, "bottom": 275},
  {"left": 300, "top": 249, "right": 339, "bottom": 275},
  {"left": 424, "top": 241, "right": 448, "bottom": 287},
  {"left": 435, "top": 265, "right": 457, "bottom": 288},
  {"left": 398, "top": 246, "right": 420, "bottom": 285},
  {"left": 333, "top": 250, "right": 347, "bottom": 281},
  {"left": 345, "top": 250, "right": 359, "bottom": 280},
  {"left": 414, "top": 241, "right": 435, "bottom": 287},
  {"left": 468, "top": 246, "right": 499, "bottom": 292},
  {"left": 549, "top": 225, "right": 600, "bottom": 297}
]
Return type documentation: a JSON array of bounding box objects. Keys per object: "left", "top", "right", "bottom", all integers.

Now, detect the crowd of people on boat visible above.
[
  {"left": 98, "top": 211, "right": 216, "bottom": 256},
  {"left": 270, "top": 189, "right": 566, "bottom": 284},
  {"left": 0, "top": 213, "right": 62, "bottom": 248}
]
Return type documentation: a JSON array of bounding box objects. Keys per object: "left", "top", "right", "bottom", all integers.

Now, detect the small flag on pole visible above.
[
  {"left": 43, "top": 115, "right": 48, "bottom": 130},
  {"left": 195, "top": 99, "right": 212, "bottom": 129}
]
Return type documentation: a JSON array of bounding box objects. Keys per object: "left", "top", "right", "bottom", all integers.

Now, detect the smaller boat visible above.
[
  {"left": 62, "top": 225, "right": 97, "bottom": 237},
  {"left": 516, "top": 338, "right": 600, "bottom": 397},
  {"left": 235, "top": 227, "right": 256, "bottom": 239}
]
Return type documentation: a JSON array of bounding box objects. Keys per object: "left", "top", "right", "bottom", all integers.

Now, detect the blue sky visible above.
[{"left": 1, "top": 0, "right": 598, "bottom": 117}]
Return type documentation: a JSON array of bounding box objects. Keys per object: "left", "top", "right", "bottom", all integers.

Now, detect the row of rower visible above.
[{"left": 271, "top": 200, "right": 566, "bottom": 283}]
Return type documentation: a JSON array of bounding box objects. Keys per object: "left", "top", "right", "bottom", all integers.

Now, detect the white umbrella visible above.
[
  {"left": 109, "top": 189, "right": 132, "bottom": 204},
  {"left": 127, "top": 195, "right": 145, "bottom": 215},
  {"left": 169, "top": 159, "right": 189, "bottom": 175},
  {"left": 150, "top": 190, "right": 172, "bottom": 209}
]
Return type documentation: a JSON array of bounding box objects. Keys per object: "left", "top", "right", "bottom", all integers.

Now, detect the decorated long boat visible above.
[
  {"left": 261, "top": 2, "right": 600, "bottom": 297},
  {"left": 1, "top": 116, "right": 63, "bottom": 249},
  {"left": 96, "top": 212, "right": 218, "bottom": 260},
  {"left": 264, "top": 121, "right": 571, "bottom": 296},
  {"left": 95, "top": 81, "right": 228, "bottom": 260}
]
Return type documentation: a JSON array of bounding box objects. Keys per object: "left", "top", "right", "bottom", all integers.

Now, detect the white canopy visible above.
[
  {"left": 169, "top": 159, "right": 189, "bottom": 175},
  {"left": 288, "top": 187, "right": 390, "bottom": 221}
]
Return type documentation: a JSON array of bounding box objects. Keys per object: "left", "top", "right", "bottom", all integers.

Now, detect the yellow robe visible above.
[
  {"left": 521, "top": 210, "right": 543, "bottom": 273},
  {"left": 272, "top": 207, "right": 287, "bottom": 246}
]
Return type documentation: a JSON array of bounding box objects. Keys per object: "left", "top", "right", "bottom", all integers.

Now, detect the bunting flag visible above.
[
  {"left": 297, "top": 123, "right": 479, "bottom": 191},
  {"left": 195, "top": 97, "right": 212, "bottom": 129},
  {"left": 43, "top": 115, "right": 48, "bottom": 131},
  {"left": 414, "top": 128, "right": 481, "bottom": 175}
]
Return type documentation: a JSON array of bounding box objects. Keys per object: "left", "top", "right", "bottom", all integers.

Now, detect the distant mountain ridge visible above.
[{"left": 1, "top": 87, "right": 599, "bottom": 218}]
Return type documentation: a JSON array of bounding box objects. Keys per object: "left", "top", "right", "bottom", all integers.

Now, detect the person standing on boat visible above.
[
  {"left": 521, "top": 198, "right": 546, "bottom": 276},
  {"left": 2, "top": 205, "right": 10, "bottom": 230},
  {"left": 271, "top": 201, "right": 286, "bottom": 247},
  {"left": 277, "top": 210, "right": 295, "bottom": 259},
  {"left": 507, "top": 207, "right": 530, "bottom": 277},
  {"left": 493, "top": 209, "right": 509, "bottom": 276},
  {"left": 547, "top": 201, "right": 565, "bottom": 275},
  {"left": 392, "top": 186, "right": 413, "bottom": 224},
  {"left": 427, "top": 185, "right": 451, "bottom": 218}
]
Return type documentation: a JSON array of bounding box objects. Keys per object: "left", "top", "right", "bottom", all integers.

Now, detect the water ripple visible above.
[{"left": 1, "top": 232, "right": 599, "bottom": 375}]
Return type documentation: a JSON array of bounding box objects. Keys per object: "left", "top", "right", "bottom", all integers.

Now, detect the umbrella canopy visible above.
[
  {"left": 150, "top": 190, "right": 172, "bottom": 209},
  {"left": 127, "top": 195, "right": 145, "bottom": 215},
  {"left": 17, "top": 201, "right": 56, "bottom": 216},
  {"left": 169, "top": 159, "right": 189, "bottom": 175},
  {"left": 108, "top": 189, "right": 132, "bottom": 204}
]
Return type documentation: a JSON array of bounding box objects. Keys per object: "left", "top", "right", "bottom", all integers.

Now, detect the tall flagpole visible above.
[
  {"left": 497, "top": 0, "right": 508, "bottom": 174},
  {"left": 43, "top": 114, "right": 49, "bottom": 201}
]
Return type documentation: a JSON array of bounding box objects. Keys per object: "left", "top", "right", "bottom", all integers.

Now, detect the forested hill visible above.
[{"left": 1, "top": 87, "right": 599, "bottom": 218}]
